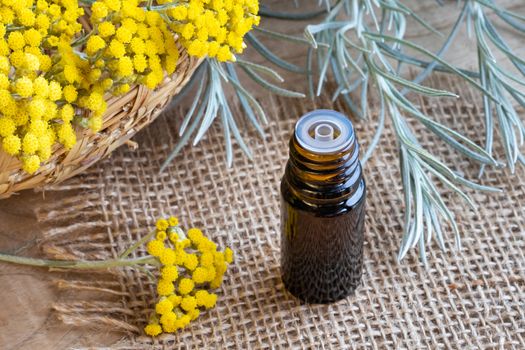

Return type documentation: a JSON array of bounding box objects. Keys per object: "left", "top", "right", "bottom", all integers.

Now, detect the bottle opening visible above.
[
  {"left": 295, "top": 110, "right": 354, "bottom": 154},
  {"left": 314, "top": 123, "right": 335, "bottom": 141}
]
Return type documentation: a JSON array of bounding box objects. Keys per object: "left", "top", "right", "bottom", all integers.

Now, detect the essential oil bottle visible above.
[{"left": 280, "top": 110, "right": 366, "bottom": 304}]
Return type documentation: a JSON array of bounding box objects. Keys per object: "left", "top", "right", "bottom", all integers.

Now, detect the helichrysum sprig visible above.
[
  {"left": 0, "top": 214, "right": 233, "bottom": 336},
  {"left": 144, "top": 217, "right": 233, "bottom": 336}
]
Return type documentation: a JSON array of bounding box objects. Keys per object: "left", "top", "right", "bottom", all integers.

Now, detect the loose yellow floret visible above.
[
  {"left": 24, "top": 53, "right": 40, "bottom": 71},
  {"left": 187, "top": 228, "right": 203, "bottom": 243},
  {"left": 133, "top": 54, "right": 148, "bottom": 73},
  {"left": 22, "top": 133, "right": 39, "bottom": 154},
  {"left": 181, "top": 239, "right": 191, "bottom": 249},
  {"left": 116, "top": 26, "right": 132, "bottom": 43},
  {"left": 33, "top": 77, "right": 49, "bottom": 98},
  {"left": 159, "top": 248, "right": 176, "bottom": 265},
  {"left": 104, "top": 0, "right": 121, "bottom": 12},
  {"left": 210, "top": 275, "right": 223, "bottom": 289},
  {"left": 167, "top": 294, "right": 182, "bottom": 306},
  {"left": 0, "top": 73, "right": 11, "bottom": 89},
  {"left": 48, "top": 81, "right": 62, "bottom": 101},
  {"left": 155, "top": 298, "right": 173, "bottom": 315},
  {"left": 224, "top": 248, "right": 234, "bottom": 264},
  {"left": 2, "top": 135, "right": 21, "bottom": 155},
  {"left": 170, "top": 6, "right": 188, "bottom": 20},
  {"left": 157, "top": 279, "right": 174, "bottom": 296},
  {"left": 109, "top": 40, "right": 126, "bottom": 58},
  {"left": 15, "top": 77, "right": 33, "bottom": 98},
  {"left": 28, "top": 98, "right": 46, "bottom": 119},
  {"left": 206, "top": 266, "right": 216, "bottom": 281},
  {"left": 183, "top": 253, "right": 199, "bottom": 271},
  {"left": 0, "top": 57, "right": 10, "bottom": 74},
  {"left": 192, "top": 267, "right": 209, "bottom": 284},
  {"left": 60, "top": 104, "right": 75, "bottom": 123},
  {"left": 114, "top": 83, "right": 130, "bottom": 95},
  {"left": 91, "top": 1, "right": 109, "bottom": 20},
  {"left": 156, "top": 230, "right": 167, "bottom": 241},
  {"left": 144, "top": 323, "right": 162, "bottom": 337},
  {"left": 22, "top": 155, "right": 40, "bottom": 174},
  {"left": 147, "top": 240, "right": 164, "bottom": 257},
  {"left": 63, "top": 85, "right": 78, "bottom": 103},
  {"left": 180, "top": 296, "right": 197, "bottom": 312},
  {"left": 178, "top": 278, "right": 194, "bottom": 295},
  {"left": 200, "top": 252, "right": 214, "bottom": 267},
  {"left": 168, "top": 216, "right": 179, "bottom": 227},
  {"left": 0, "top": 117, "right": 15, "bottom": 137},
  {"left": 88, "top": 116, "right": 103, "bottom": 133},
  {"left": 98, "top": 22, "right": 115, "bottom": 37},
  {"left": 24, "top": 29, "right": 42, "bottom": 47},
  {"left": 29, "top": 119, "right": 47, "bottom": 137},
  {"left": 8, "top": 32, "right": 25, "bottom": 51},
  {"left": 156, "top": 219, "right": 169, "bottom": 231},
  {"left": 159, "top": 311, "right": 177, "bottom": 330},
  {"left": 130, "top": 37, "right": 145, "bottom": 54},
  {"left": 188, "top": 308, "right": 200, "bottom": 320},
  {"left": 86, "top": 35, "right": 106, "bottom": 55},
  {"left": 57, "top": 124, "right": 76, "bottom": 149},
  {"left": 161, "top": 265, "right": 179, "bottom": 282},
  {"left": 195, "top": 290, "right": 217, "bottom": 309}
]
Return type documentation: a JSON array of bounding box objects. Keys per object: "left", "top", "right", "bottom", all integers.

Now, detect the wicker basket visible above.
[{"left": 0, "top": 48, "right": 201, "bottom": 199}]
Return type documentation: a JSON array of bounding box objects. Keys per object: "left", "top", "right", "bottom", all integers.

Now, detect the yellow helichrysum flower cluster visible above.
[
  {"left": 0, "top": 0, "right": 84, "bottom": 173},
  {"left": 86, "top": 0, "right": 180, "bottom": 91},
  {"left": 0, "top": 0, "right": 179, "bottom": 174},
  {"left": 163, "top": 0, "right": 260, "bottom": 62},
  {"left": 0, "top": 0, "right": 259, "bottom": 174},
  {"left": 144, "top": 217, "right": 233, "bottom": 336}
]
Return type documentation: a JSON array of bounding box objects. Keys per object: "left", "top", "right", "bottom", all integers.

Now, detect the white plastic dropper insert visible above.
[
  {"left": 295, "top": 110, "right": 354, "bottom": 154},
  {"left": 314, "top": 123, "right": 335, "bottom": 142}
]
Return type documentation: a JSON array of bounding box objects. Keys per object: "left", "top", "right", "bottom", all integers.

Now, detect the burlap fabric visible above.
[{"left": 34, "top": 73, "right": 524, "bottom": 349}]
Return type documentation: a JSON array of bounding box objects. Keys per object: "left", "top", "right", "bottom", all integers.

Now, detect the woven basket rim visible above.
[{"left": 0, "top": 48, "right": 202, "bottom": 199}]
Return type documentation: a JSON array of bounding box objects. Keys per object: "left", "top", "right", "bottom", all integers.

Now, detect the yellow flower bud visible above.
[
  {"left": 157, "top": 279, "right": 174, "bottom": 296},
  {"left": 178, "top": 278, "right": 194, "bottom": 295},
  {"left": 180, "top": 296, "right": 197, "bottom": 312},
  {"left": 155, "top": 298, "right": 173, "bottom": 315},
  {"left": 144, "top": 323, "right": 162, "bottom": 337},
  {"left": 22, "top": 155, "right": 40, "bottom": 174}
]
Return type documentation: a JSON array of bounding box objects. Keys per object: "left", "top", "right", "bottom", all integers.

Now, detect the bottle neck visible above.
[{"left": 283, "top": 134, "right": 363, "bottom": 208}]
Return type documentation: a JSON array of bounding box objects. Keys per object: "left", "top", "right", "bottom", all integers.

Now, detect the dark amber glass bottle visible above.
[{"left": 280, "top": 110, "right": 366, "bottom": 304}]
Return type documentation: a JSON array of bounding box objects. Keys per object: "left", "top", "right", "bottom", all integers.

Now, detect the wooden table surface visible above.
[{"left": 1, "top": 1, "right": 524, "bottom": 349}]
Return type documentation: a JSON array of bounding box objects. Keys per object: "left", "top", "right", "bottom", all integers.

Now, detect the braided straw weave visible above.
[{"left": 0, "top": 46, "right": 201, "bottom": 199}]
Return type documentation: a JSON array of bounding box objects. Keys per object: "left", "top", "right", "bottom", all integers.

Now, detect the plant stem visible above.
[
  {"left": 401, "top": 1, "right": 469, "bottom": 95},
  {"left": 0, "top": 253, "right": 157, "bottom": 269},
  {"left": 119, "top": 230, "right": 156, "bottom": 258},
  {"left": 259, "top": 7, "right": 329, "bottom": 20}
]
